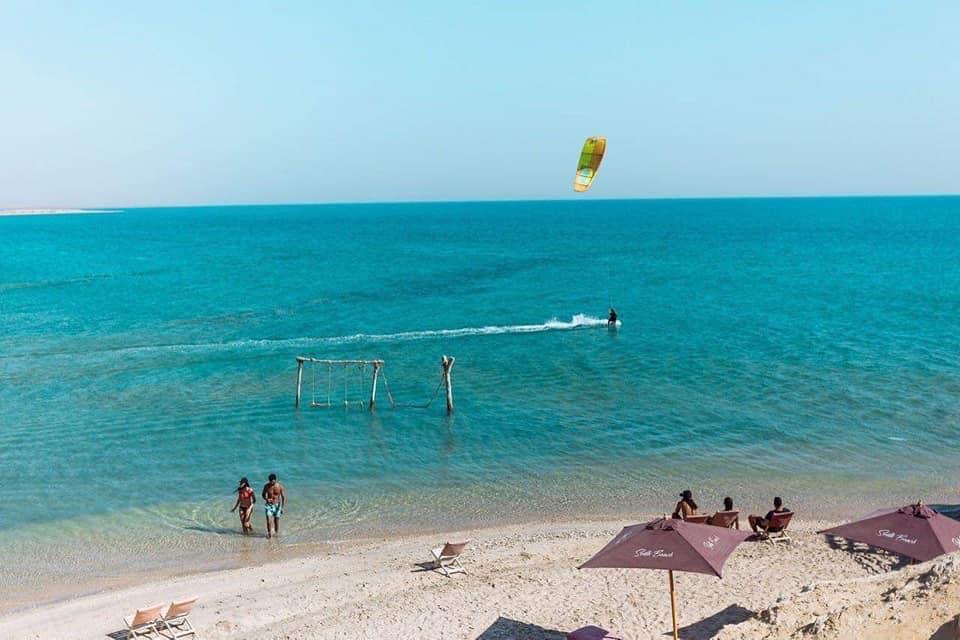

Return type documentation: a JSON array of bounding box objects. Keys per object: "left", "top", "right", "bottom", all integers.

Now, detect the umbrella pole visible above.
[{"left": 669, "top": 569, "right": 678, "bottom": 640}]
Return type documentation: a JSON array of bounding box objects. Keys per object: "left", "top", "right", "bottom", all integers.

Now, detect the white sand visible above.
[{"left": 0, "top": 519, "right": 956, "bottom": 640}]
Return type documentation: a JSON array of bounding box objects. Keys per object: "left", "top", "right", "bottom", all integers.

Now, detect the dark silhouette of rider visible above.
[{"left": 608, "top": 308, "right": 618, "bottom": 325}]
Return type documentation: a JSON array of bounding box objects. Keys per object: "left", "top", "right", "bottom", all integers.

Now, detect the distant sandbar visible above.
[{"left": 0, "top": 208, "right": 118, "bottom": 217}]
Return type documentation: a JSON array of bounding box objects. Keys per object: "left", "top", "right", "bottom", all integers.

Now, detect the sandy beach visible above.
[{"left": 1, "top": 517, "right": 957, "bottom": 640}]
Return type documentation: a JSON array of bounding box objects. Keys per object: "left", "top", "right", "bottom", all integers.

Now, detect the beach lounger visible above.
[
  {"left": 708, "top": 510, "right": 740, "bottom": 529},
  {"left": 122, "top": 603, "right": 165, "bottom": 639},
  {"left": 159, "top": 597, "right": 197, "bottom": 639},
  {"left": 759, "top": 511, "right": 794, "bottom": 544},
  {"left": 430, "top": 540, "right": 469, "bottom": 576},
  {"left": 683, "top": 513, "right": 709, "bottom": 524},
  {"left": 567, "top": 625, "right": 627, "bottom": 639}
]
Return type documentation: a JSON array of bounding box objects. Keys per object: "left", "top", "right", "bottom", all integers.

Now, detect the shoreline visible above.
[
  {"left": 1, "top": 516, "right": 958, "bottom": 639},
  {"left": 0, "top": 510, "right": 618, "bottom": 616},
  {"left": 2, "top": 494, "right": 957, "bottom": 617}
]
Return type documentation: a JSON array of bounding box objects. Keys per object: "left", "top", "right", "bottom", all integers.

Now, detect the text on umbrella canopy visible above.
[
  {"left": 634, "top": 548, "right": 674, "bottom": 558},
  {"left": 877, "top": 530, "right": 918, "bottom": 545}
]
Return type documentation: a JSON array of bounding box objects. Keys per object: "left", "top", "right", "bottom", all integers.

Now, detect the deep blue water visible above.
[{"left": 1, "top": 197, "right": 959, "bottom": 593}]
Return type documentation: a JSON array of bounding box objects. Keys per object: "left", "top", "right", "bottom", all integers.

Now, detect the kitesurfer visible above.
[{"left": 608, "top": 308, "right": 618, "bottom": 326}]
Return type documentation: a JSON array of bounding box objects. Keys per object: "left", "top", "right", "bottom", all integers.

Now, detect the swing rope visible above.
[
  {"left": 302, "top": 359, "right": 444, "bottom": 410},
  {"left": 379, "top": 367, "right": 444, "bottom": 409}
]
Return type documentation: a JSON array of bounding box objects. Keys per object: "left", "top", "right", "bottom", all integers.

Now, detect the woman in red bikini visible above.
[{"left": 230, "top": 477, "right": 256, "bottom": 533}]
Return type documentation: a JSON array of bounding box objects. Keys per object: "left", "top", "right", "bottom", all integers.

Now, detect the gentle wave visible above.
[
  {"left": 0, "top": 274, "right": 114, "bottom": 292},
  {"left": 14, "top": 314, "right": 615, "bottom": 360}
]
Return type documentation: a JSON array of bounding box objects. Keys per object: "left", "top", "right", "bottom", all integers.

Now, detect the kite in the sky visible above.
[{"left": 573, "top": 136, "right": 606, "bottom": 192}]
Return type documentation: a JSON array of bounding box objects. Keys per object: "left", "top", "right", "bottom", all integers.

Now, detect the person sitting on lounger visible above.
[
  {"left": 672, "top": 489, "right": 698, "bottom": 520},
  {"left": 749, "top": 496, "right": 788, "bottom": 533},
  {"left": 708, "top": 496, "right": 739, "bottom": 528}
]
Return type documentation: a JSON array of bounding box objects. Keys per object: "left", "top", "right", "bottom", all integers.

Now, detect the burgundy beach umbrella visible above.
[
  {"left": 579, "top": 517, "right": 752, "bottom": 640},
  {"left": 819, "top": 502, "right": 960, "bottom": 563}
]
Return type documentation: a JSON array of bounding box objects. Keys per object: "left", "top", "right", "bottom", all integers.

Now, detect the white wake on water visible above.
[
  {"left": 246, "top": 313, "right": 613, "bottom": 349},
  {"left": 339, "top": 313, "right": 611, "bottom": 343},
  {"left": 27, "top": 314, "right": 615, "bottom": 359}
]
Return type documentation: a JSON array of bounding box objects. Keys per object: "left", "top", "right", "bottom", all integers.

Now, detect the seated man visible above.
[
  {"left": 749, "top": 496, "right": 788, "bottom": 533},
  {"left": 708, "top": 496, "right": 739, "bottom": 528}
]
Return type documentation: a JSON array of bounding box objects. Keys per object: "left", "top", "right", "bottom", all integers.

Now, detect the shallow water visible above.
[{"left": 1, "top": 197, "right": 959, "bottom": 603}]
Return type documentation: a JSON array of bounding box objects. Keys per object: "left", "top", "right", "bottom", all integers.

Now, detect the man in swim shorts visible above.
[
  {"left": 749, "top": 496, "right": 788, "bottom": 533},
  {"left": 261, "top": 473, "right": 286, "bottom": 539}
]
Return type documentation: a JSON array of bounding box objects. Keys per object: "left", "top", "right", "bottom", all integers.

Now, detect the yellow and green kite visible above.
[{"left": 573, "top": 136, "right": 606, "bottom": 192}]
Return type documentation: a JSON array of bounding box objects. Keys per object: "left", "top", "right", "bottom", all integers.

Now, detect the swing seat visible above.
[
  {"left": 296, "top": 356, "right": 447, "bottom": 411},
  {"left": 307, "top": 360, "right": 374, "bottom": 409}
]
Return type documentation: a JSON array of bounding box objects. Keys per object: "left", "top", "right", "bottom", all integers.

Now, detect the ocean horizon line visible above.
[{"left": 5, "top": 191, "right": 960, "bottom": 213}]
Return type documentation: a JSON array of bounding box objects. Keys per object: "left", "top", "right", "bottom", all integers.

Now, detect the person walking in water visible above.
[
  {"left": 261, "top": 473, "right": 286, "bottom": 539},
  {"left": 230, "top": 477, "right": 256, "bottom": 533},
  {"left": 230, "top": 478, "right": 257, "bottom": 533}
]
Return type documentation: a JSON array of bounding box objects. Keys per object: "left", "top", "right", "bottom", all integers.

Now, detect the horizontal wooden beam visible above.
[{"left": 295, "top": 357, "right": 384, "bottom": 365}]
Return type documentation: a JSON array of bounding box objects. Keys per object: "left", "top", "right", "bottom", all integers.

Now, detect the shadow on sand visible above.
[
  {"left": 411, "top": 561, "right": 443, "bottom": 574},
  {"left": 822, "top": 534, "right": 910, "bottom": 571},
  {"left": 673, "top": 604, "right": 754, "bottom": 638},
  {"left": 475, "top": 616, "right": 565, "bottom": 640}
]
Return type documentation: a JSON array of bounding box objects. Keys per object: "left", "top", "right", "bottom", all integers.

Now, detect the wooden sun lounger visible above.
[
  {"left": 159, "top": 597, "right": 198, "bottom": 639},
  {"left": 708, "top": 510, "right": 740, "bottom": 529},
  {"left": 759, "top": 511, "right": 794, "bottom": 544},
  {"left": 683, "top": 513, "right": 710, "bottom": 524},
  {"left": 430, "top": 540, "right": 469, "bottom": 576},
  {"left": 122, "top": 603, "right": 165, "bottom": 639}
]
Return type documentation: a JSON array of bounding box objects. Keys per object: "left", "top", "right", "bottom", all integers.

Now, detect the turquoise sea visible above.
[{"left": 1, "top": 197, "right": 959, "bottom": 606}]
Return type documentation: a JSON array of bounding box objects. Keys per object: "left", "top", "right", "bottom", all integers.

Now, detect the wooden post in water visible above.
[
  {"left": 441, "top": 355, "right": 455, "bottom": 414},
  {"left": 369, "top": 361, "right": 381, "bottom": 410},
  {"left": 295, "top": 357, "right": 305, "bottom": 408}
]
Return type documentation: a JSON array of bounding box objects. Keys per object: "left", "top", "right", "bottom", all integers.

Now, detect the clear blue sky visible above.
[{"left": 2, "top": 1, "right": 958, "bottom": 207}]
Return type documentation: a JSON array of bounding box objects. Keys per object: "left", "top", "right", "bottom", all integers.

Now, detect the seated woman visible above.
[
  {"left": 672, "top": 490, "right": 698, "bottom": 520},
  {"left": 707, "top": 496, "right": 739, "bottom": 528}
]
